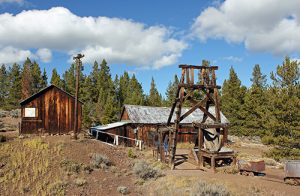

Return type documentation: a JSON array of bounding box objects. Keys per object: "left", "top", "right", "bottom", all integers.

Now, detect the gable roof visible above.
[
  {"left": 122, "top": 104, "right": 229, "bottom": 125},
  {"left": 20, "top": 84, "right": 84, "bottom": 105}
]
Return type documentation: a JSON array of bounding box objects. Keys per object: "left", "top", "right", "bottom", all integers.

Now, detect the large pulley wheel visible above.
[{"left": 203, "top": 128, "right": 222, "bottom": 152}]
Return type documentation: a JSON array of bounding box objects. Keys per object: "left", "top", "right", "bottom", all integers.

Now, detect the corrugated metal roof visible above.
[
  {"left": 123, "top": 105, "right": 229, "bottom": 124},
  {"left": 92, "top": 121, "right": 131, "bottom": 131}
]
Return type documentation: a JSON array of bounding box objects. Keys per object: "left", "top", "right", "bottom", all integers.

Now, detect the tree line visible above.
[
  {"left": 0, "top": 56, "right": 299, "bottom": 160},
  {"left": 0, "top": 58, "right": 169, "bottom": 125},
  {"left": 221, "top": 57, "right": 299, "bottom": 160}
]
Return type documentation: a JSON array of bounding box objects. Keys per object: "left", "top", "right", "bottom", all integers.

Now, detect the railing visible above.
[{"left": 89, "top": 128, "right": 143, "bottom": 150}]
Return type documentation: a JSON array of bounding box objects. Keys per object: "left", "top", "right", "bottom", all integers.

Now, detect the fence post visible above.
[
  {"left": 139, "top": 140, "right": 142, "bottom": 150},
  {"left": 116, "top": 135, "right": 119, "bottom": 146}
]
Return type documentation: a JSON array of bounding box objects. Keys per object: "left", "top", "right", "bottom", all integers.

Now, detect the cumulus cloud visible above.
[
  {"left": 0, "top": 47, "right": 33, "bottom": 64},
  {"left": 36, "top": 48, "right": 52, "bottom": 63},
  {"left": 0, "top": 7, "right": 187, "bottom": 68},
  {"left": 0, "top": 0, "right": 23, "bottom": 4},
  {"left": 223, "top": 56, "right": 242, "bottom": 62},
  {"left": 191, "top": 0, "right": 300, "bottom": 55}
]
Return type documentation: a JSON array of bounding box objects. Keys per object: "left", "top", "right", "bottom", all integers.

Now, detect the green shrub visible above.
[
  {"left": 60, "top": 159, "right": 82, "bottom": 174},
  {"left": 90, "top": 153, "right": 112, "bottom": 169},
  {"left": 83, "top": 164, "right": 93, "bottom": 174},
  {"left": 74, "top": 178, "right": 87, "bottom": 186},
  {"left": 117, "top": 186, "right": 129, "bottom": 195},
  {"left": 265, "top": 147, "right": 300, "bottom": 161},
  {"left": 191, "top": 181, "right": 230, "bottom": 196},
  {"left": 261, "top": 135, "right": 275, "bottom": 145},
  {"left": 48, "top": 181, "right": 67, "bottom": 196},
  {"left": 133, "top": 161, "right": 162, "bottom": 180},
  {"left": 128, "top": 149, "right": 136, "bottom": 159}
]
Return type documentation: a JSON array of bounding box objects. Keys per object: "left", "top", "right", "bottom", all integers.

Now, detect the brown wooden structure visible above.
[
  {"left": 165, "top": 64, "right": 234, "bottom": 170},
  {"left": 120, "top": 105, "right": 228, "bottom": 147},
  {"left": 20, "top": 85, "right": 83, "bottom": 135}
]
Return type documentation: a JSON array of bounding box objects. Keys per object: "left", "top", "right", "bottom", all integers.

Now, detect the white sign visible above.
[{"left": 25, "top": 108, "right": 36, "bottom": 117}]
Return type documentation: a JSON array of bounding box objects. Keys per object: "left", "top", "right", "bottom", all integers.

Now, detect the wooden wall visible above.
[
  {"left": 120, "top": 109, "right": 196, "bottom": 146},
  {"left": 21, "top": 87, "right": 82, "bottom": 134}
]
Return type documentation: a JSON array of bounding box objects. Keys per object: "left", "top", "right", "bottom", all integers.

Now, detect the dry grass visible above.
[
  {"left": 0, "top": 138, "right": 65, "bottom": 195},
  {"left": 149, "top": 176, "right": 231, "bottom": 196},
  {"left": 176, "top": 142, "right": 194, "bottom": 149},
  {"left": 133, "top": 160, "right": 162, "bottom": 180}
]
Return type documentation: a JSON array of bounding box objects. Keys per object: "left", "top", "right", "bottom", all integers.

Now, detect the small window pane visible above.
[{"left": 25, "top": 108, "right": 36, "bottom": 117}]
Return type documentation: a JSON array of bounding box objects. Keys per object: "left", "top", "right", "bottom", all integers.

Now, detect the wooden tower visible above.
[{"left": 167, "top": 64, "right": 226, "bottom": 169}]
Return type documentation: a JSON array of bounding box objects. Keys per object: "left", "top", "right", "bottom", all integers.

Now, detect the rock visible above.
[
  {"left": 10, "top": 109, "right": 21, "bottom": 118},
  {"left": 0, "top": 110, "right": 9, "bottom": 118},
  {"left": 0, "top": 124, "right": 16, "bottom": 132},
  {"left": 0, "top": 135, "right": 6, "bottom": 142},
  {"left": 117, "top": 186, "right": 129, "bottom": 195}
]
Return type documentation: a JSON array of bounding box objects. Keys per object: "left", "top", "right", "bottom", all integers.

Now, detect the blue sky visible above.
[{"left": 0, "top": 0, "right": 299, "bottom": 96}]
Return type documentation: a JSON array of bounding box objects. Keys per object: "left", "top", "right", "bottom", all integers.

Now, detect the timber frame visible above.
[{"left": 166, "top": 64, "right": 228, "bottom": 169}]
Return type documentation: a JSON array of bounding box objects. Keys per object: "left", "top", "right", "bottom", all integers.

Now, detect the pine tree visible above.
[
  {"left": 147, "top": 77, "right": 162, "bottom": 106},
  {"left": 81, "top": 76, "right": 95, "bottom": 126},
  {"left": 243, "top": 64, "right": 269, "bottom": 136},
  {"left": 114, "top": 74, "right": 121, "bottom": 109},
  {"left": 7, "top": 63, "right": 22, "bottom": 109},
  {"left": 119, "top": 72, "right": 130, "bottom": 105},
  {"left": 96, "top": 59, "right": 118, "bottom": 124},
  {"left": 41, "top": 68, "right": 48, "bottom": 88},
  {"left": 0, "top": 64, "right": 9, "bottom": 108},
  {"left": 50, "top": 68, "right": 63, "bottom": 88},
  {"left": 127, "top": 74, "right": 144, "bottom": 105},
  {"left": 21, "top": 58, "right": 33, "bottom": 99},
  {"left": 221, "top": 67, "right": 246, "bottom": 135},
  {"left": 90, "top": 61, "right": 100, "bottom": 103},
  {"left": 165, "top": 74, "right": 179, "bottom": 106},
  {"left": 63, "top": 64, "right": 76, "bottom": 95},
  {"left": 30, "top": 61, "right": 43, "bottom": 94},
  {"left": 251, "top": 64, "right": 267, "bottom": 89},
  {"left": 264, "top": 57, "right": 300, "bottom": 160}
]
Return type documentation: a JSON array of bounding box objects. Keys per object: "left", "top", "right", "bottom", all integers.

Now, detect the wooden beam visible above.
[
  {"left": 178, "top": 84, "right": 221, "bottom": 89},
  {"left": 191, "top": 68, "right": 194, "bottom": 84},
  {"left": 189, "top": 98, "right": 217, "bottom": 122},
  {"left": 179, "top": 64, "right": 218, "bottom": 70},
  {"left": 167, "top": 87, "right": 180, "bottom": 125},
  {"left": 179, "top": 97, "right": 208, "bottom": 122},
  {"left": 214, "top": 88, "right": 221, "bottom": 122}
]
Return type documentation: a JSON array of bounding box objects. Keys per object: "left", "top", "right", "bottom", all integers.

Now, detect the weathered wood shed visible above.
[
  {"left": 20, "top": 85, "right": 83, "bottom": 135},
  {"left": 120, "top": 104, "right": 229, "bottom": 146}
]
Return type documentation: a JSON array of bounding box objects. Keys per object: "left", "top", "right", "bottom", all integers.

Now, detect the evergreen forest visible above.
[{"left": 0, "top": 57, "right": 299, "bottom": 160}]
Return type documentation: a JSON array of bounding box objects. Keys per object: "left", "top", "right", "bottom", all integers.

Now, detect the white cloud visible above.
[
  {"left": 0, "top": 46, "right": 33, "bottom": 64},
  {"left": 36, "top": 48, "right": 52, "bottom": 63},
  {"left": 191, "top": 0, "right": 300, "bottom": 55},
  {"left": 223, "top": 56, "right": 242, "bottom": 62},
  {"left": 0, "top": 0, "right": 23, "bottom": 4},
  {"left": 0, "top": 7, "right": 187, "bottom": 68}
]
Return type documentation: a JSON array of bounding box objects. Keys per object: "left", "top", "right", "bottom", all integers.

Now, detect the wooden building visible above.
[
  {"left": 91, "top": 104, "right": 229, "bottom": 146},
  {"left": 20, "top": 85, "right": 83, "bottom": 135}
]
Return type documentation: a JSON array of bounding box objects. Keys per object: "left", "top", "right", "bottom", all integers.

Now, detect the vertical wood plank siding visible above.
[
  {"left": 20, "top": 86, "right": 82, "bottom": 134},
  {"left": 120, "top": 109, "right": 196, "bottom": 145}
]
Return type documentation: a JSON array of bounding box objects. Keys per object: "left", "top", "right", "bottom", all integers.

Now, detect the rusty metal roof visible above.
[{"left": 123, "top": 105, "right": 229, "bottom": 124}]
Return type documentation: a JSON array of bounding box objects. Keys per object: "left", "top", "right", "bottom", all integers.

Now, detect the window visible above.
[{"left": 24, "top": 108, "right": 37, "bottom": 117}]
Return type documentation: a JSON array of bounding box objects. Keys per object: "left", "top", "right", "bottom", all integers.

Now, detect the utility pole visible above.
[{"left": 73, "top": 53, "right": 84, "bottom": 140}]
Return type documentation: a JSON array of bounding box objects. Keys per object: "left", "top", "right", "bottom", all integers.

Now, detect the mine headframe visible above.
[{"left": 166, "top": 64, "right": 226, "bottom": 169}]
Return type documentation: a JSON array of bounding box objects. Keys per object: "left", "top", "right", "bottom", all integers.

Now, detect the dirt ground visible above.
[
  {"left": 0, "top": 131, "right": 144, "bottom": 196},
  {"left": 161, "top": 149, "right": 300, "bottom": 196},
  {"left": 0, "top": 126, "right": 299, "bottom": 195}
]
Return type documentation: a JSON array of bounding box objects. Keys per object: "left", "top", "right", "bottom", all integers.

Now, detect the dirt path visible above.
[{"left": 162, "top": 148, "right": 300, "bottom": 196}]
